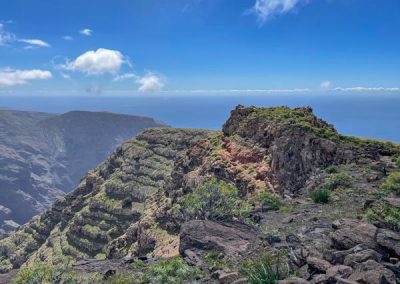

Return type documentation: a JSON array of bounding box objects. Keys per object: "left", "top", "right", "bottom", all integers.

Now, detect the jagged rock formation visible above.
[
  {"left": 1, "top": 106, "right": 400, "bottom": 283},
  {"left": 0, "top": 109, "right": 166, "bottom": 233}
]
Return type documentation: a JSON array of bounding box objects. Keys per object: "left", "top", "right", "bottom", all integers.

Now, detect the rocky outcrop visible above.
[
  {"left": 179, "top": 220, "right": 259, "bottom": 258},
  {"left": 279, "top": 219, "right": 400, "bottom": 284}
]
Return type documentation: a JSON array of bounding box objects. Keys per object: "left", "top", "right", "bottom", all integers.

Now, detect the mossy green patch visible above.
[{"left": 380, "top": 172, "right": 400, "bottom": 195}]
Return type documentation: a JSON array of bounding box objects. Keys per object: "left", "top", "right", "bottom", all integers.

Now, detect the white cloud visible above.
[
  {"left": 0, "top": 23, "right": 49, "bottom": 48},
  {"left": 334, "top": 87, "right": 400, "bottom": 92},
  {"left": 320, "top": 80, "right": 331, "bottom": 89},
  {"left": 61, "top": 73, "right": 71, "bottom": 79},
  {"left": 137, "top": 73, "right": 165, "bottom": 92},
  {"left": 0, "top": 69, "right": 52, "bottom": 87},
  {"left": 251, "top": 0, "right": 308, "bottom": 24},
  {"left": 113, "top": 73, "right": 138, "bottom": 82},
  {"left": 62, "top": 35, "right": 73, "bottom": 41},
  {"left": 80, "top": 28, "right": 93, "bottom": 36},
  {"left": 62, "top": 48, "right": 126, "bottom": 75},
  {"left": 0, "top": 24, "right": 16, "bottom": 45},
  {"left": 18, "top": 38, "right": 50, "bottom": 48}
]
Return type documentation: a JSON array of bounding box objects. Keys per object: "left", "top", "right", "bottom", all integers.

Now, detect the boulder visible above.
[
  {"left": 278, "top": 277, "right": 310, "bottom": 284},
  {"left": 212, "top": 270, "right": 241, "bottom": 284},
  {"left": 330, "top": 223, "right": 378, "bottom": 251},
  {"left": 306, "top": 257, "right": 332, "bottom": 273},
  {"left": 348, "top": 260, "right": 396, "bottom": 284},
  {"left": 326, "top": 265, "right": 353, "bottom": 278},
  {"left": 343, "top": 249, "right": 382, "bottom": 267},
  {"left": 376, "top": 229, "right": 400, "bottom": 258},
  {"left": 310, "top": 274, "right": 329, "bottom": 284},
  {"left": 179, "top": 220, "right": 257, "bottom": 257}
]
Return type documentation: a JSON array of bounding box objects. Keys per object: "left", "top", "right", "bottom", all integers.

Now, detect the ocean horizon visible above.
[{"left": 1, "top": 93, "right": 399, "bottom": 142}]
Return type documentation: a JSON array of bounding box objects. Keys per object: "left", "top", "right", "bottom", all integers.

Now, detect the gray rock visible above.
[
  {"left": 349, "top": 260, "right": 396, "bottom": 284},
  {"left": 278, "top": 277, "right": 310, "bottom": 284},
  {"left": 179, "top": 220, "right": 258, "bottom": 257},
  {"left": 326, "top": 265, "right": 353, "bottom": 278},
  {"left": 376, "top": 229, "right": 400, "bottom": 258},
  {"left": 343, "top": 249, "right": 382, "bottom": 267},
  {"left": 306, "top": 257, "right": 332, "bottom": 273},
  {"left": 330, "top": 223, "right": 378, "bottom": 251}
]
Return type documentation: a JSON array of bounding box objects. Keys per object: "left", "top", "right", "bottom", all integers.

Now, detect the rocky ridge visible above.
[{"left": 1, "top": 105, "right": 400, "bottom": 283}]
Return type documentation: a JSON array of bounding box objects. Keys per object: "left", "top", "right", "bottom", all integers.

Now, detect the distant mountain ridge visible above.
[{"left": 0, "top": 109, "right": 167, "bottom": 233}]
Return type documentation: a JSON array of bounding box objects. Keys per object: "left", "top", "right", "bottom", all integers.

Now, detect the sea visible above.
[{"left": 0, "top": 93, "right": 399, "bottom": 143}]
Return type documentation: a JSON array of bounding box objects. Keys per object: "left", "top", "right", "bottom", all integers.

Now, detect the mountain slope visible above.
[
  {"left": 1, "top": 106, "right": 400, "bottom": 283},
  {"left": 0, "top": 109, "right": 167, "bottom": 233}
]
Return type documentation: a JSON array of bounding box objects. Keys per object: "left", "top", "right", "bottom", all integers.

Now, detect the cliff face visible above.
[
  {"left": 0, "top": 109, "right": 167, "bottom": 233},
  {"left": 1, "top": 106, "right": 400, "bottom": 283}
]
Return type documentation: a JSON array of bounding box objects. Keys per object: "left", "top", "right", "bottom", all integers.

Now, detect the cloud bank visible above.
[{"left": 0, "top": 69, "right": 52, "bottom": 87}]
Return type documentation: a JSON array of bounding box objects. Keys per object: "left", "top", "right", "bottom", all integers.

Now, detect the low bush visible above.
[
  {"left": 146, "top": 257, "right": 201, "bottom": 284},
  {"left": 325, "top": 165, "right": 339, "bottom": 174},
  {"left": 366, "top": 204, "right": 400, "bottom": 230},
  {"left": 250, "top": 191, "right": 283, "bottom": 211},
  {"left": 12, "top": 263, "right": 76, "bottom": 284},
  {"left": 204, "top": 251, "right": 226, "bottom": 271},
  {"left": 180, "top": 177, "right": 251, "bottom": 220},
  {"left": 324, "top": 173, "right": 351, "bottom": 190},
  {"left": 380, "top": 172, "right": 400, "bottom": 195},
  {"left": 311, "top": 189, "right": 331, "bottom": 204},
  {"left": 241, "top": 252, "right": 288, "bottom": 284}
]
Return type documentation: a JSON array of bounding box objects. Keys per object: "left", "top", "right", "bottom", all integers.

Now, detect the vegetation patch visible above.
[
  {"left": 250, "top": 191, "right": 283, "bottom": 211},
  {"left": 325, "top": 165, "right": 339, "bottom": 174},
  {"left": 145, "top": 257, "right": 201, "bottom": 284},
  {"left": 365, "top": 204, "right": 400, "bottom": 230},
  {"left": 311, "top": 189, "right": 331, "bottom": 204},
  {"left": 179, "top": 177, "right": 252, "bottom": 221},
  {"left": 324, "top": 173, "right": 351, "bottom": 190},
  {"left": 12, "top": 263, "right": 76, "bottom": 284},
  {"left": 380, "top": 172, "right": 400, "bottom": 195},
  {"left": 241, "top": 252, "right": 288, "bottom": 284},
  {"left": 204, "top": 251, "right": 226, "bottom": 271}
]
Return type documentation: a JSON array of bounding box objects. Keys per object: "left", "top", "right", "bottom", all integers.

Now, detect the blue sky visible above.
[{"left": 0, "top": 0, "right": 399, "bottom": 95}]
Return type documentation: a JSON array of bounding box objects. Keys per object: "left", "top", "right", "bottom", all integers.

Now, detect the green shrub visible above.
[
  {"left": 311, "top": 189, "right": 331, "bottom": 204},
  {"left": 325, "top": 173, "right": 351, "bottom": 190},
  {"left": 122, "top": 196, "right": 133, "bottom": 208},
  {"left": 325, "top": 165, "right": 339, "bottom": 174},
  {"left": 12, "top": 263, "right": 76, "bottom": 284},
  {"left": 380, "top": 172, "right": 400, "bottom": 195},
  {"left": 366, "top": 204, "right": 400, "bottom": 230},
  {"left": 250, "top": 191, "right": 283, "bottom": 211},
  {"left": 107, "top": 274, "right": 141, "bottom": 284},
  {"left": 180, "top": 177, "right": 251, "bottom": 220},
  {"left": 241, "top": 252, "right": 288, "bottom": 284},
  {"left": 204, "top": 251, "right": 226, "bottom": 271},
  {"left": 146, "top": 257, "right": 201, "bottom": 284},
  {"left": 395, "top": 157, "right": 400, "bottom": 168}
]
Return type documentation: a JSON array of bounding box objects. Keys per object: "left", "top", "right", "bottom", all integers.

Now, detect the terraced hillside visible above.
[
  {"left": 0, "top": 128, "right": 211, "bottom": 272},
  {"left": 0, "top": 109, "right": 166, "bottom": 233}
]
